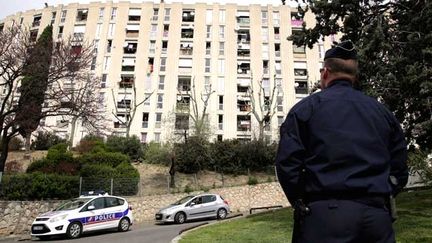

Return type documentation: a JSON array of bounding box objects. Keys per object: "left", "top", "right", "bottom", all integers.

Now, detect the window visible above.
[
  {"left": 152, "top": 8, "right": 159, "bottom": 21},
  {"left": 218, "top": 77, "right": 224, "bottom": 93},
  {"left": 261, "top": 10, "right": 268, "bottom": 25},
  {"left": 90, "top": 57, "right": 96, "bottom": 70},
  {"left": 111, "top": 7, "right": 117, "bottom": 20},
  {"left": 275, "top": 43, "right": 281, "bottom": 57},
  {"left": 180, "top": 41, "right": 193, "bottom": 55},
  {"left": 218, "top": 95, "right": 223, "bottom": 110},
  {"left": 275, "top": 61, "right": 282, "bottom": 75},
  {"left": 58, "top": 26, "right": 64, "bottom": 39},
  {"left": 144, "top": 93, "right": 151, "bottom": 106},
  {"left": 101, "top": 74, "right": 107, "bottom": 88},
  {"left": 51, "top": 11, "right": 56, "bottom": 25},
  {"left": 107, "top": 40, "right": 112, "bottom": 53},
  {"left": 274, "top": 27, "right": 280, "bottom": 40},
  {"left": 150, "top": 24, "right": 157, "bottom": 38},
  {"left": 205, "top": 76, "right": 211, "bottom": 92},
  {"left": 141, "top": 133, "right": 147, "bottom": 143},
  {"left": 277, "top": 96, "right": 283, "bottom": 112},
  {"left": 218, "top": 59, "right": 225, "bottom": 75},
  {"left": 202, "top": 195, "right": 216, "bottom": 203},
  {"left": 157, "top": 94, "right": 163, "bottom": 109},
  {"left": 273, "top": 11, "right": 280, "bottom": 26},
  {"left": 295, "top": 80, "right": 308, "bottom": 94},
  {"left": 294, "top": 61, "right": 308, "bottom": 76},
  {"left": 160, "top": 57, "right": 166, "bottom": 71},
  {"left": 206, "top": 25, "right": 211, "bottom": 38},
  {"left": 163, "top": 24, "right": 169, "bottom": 38},
  {"left": 236, "top": 11, "right": 250, "bottom": 25},
  {"left": 96, "top": 23, "right": 102, "bottom": 38},
  {"left": 76, "top": 9, "right": 88, "bottom": 22},
  {"left": 206, "top": 9, "right": 213, "bottom": 24},
  {"left": 175, "top": 114, "right": 189, "bottom": 130},
  {"left": 61, "top": 10, "right": 67, "bottom": 23},
  {"left": 181, "top": 27, "right": 193, "bottom": 39},
  {"left": 218, "top": 115, "right": 223, "bottom": 130},
  {"left": 161, "top": 41, "right": 168, "bottom": 54},
  {"left": 98, "top": 8, "right": 104, "bottom": 21},
  {"left": 206, "top": 42, "right": 211, "bottom": 55},
  {"left": 219, "top": 42, "right": 224, "bottom": 56},
  {"left": 86, "top": 198, "right": 105, "bottom": 211},
  {"left": 108, "top": 23, "right": 115, "bottom": 37},
  {"left": 154, "top": 133, "right": 161, "bottom": 142},
  {"left": 219, "top": 26, "right": 225, "bottom": 39},
  {"left": 155, "top": 113, "right": 162, "bottom": 128},
  {"left": 237, "top": 115, "right": 251, "bottom": 131},
  {"left": 219, "top": 10, "right": 225, "bottom": 23},
  {"left": 164, "top": 8, "right": 170, "bottom": 21},
  {"left": 205, "top": 58, "right": 211, "bottom": 73},
  {"left": 32, "top": 15, "right": 42, "bottom": 27},
  {"left": 149, "top": 41, "right": 156, "bottom": 54},
  {"left": 278, "top": 116, "right": 284, "bottom": 127},
  {"left": 158, "top": 75, "right": 165, "bottom": 90},
  {"left": 142, "top": 113, "right": 149, "bottom": 128},
  {"left": 103, "top": 56, "right": 111, "bottom": 71},
  {"left": 262, "top": 27, "right": 269, "bottom": 42},
  {"left": 106, "top": 197, "right": 121, "bottom": 208}
]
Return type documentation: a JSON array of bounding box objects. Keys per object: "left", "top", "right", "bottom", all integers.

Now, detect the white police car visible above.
[{"left": 31, "top": 192, "right": 133, "bottom": 240}]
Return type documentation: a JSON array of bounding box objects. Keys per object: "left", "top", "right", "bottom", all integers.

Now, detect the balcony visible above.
[
  {"left": 123, "top": 43, "right": 137, "bottom": 54},
  {"left": 237, "top": 17, "right": 250, "bottom": 26},
  {"left": 178, "top": 67, "right": 192, "bottom": 73},
  {"left": 182, "top": 11, "right": 195, "bottom": 22},
  {"left": 295, "top": 81, "right": 308, "bottom": 95},
  {"left": 176, "top": 102, "right": 190, "bottom": 112},
  {"left": 117, "top": 100, "right": 131, "bottom": 109},
  {"left": 180, "top": 47, "right": 193, "bottom": 55},
  {"left": 119, "top": 77, "right": 134, "bottom": 88},
  {"left": 181, "top": 29, "right": 194, "bottom": 39},
  {"left": 142, "top": 121, "right": 148, "bottom": 128},
  {"left": 32, "top": 20, "right": 41, "bottom": 28},
  {"left": 126, "top": 30, "right": 139, "bottom": 38},
  {"left": 129, "top": 15, "right": 140, "bottom": 22},
  {"left": 237, "top": 104, "right": 251, "bottom": 112},
  {"left": 121, "top": 65, "right": 135, "bottom": 72},
  {"left": 76, "top": 9, "right": 88, "bottom": 22}
]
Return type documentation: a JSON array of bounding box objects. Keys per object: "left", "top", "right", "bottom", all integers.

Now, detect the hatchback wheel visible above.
[
  {"left": 66, "top": 222, "right": 82, "bottom": 239},
  {"left": 174, "top": 212, "right": 186, "bottom": 224},
  {"left": 118, "top": 217, "right": 130, "bottom": 232},
  {"left": 217, "top": 208, "right": 227, "bottom": 220}
]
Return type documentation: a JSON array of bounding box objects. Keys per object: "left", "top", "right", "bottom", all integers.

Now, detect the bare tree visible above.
[
  {"left": 176, "top": 77, "right": 215, "bottom": 138},
  {"left": 111, "top": 83, "right": 153, "bottom": 137},
  {"left": 0, "top": 25, "right": 102, "bottom": 181},
  {"left": 247, "top": 73, "right": 282, "bottom": 141}
]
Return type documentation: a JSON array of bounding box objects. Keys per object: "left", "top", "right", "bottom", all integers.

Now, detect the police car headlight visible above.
[{"left": 49, "top": 214, "right": 68, "bottom": 223}]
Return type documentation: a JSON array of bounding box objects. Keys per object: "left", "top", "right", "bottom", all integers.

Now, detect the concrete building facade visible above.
[{"left": 0, "top": 1, "right": 336, "bottom": 145}]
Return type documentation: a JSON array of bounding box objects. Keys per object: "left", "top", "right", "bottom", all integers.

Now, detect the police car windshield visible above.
[
  {"left": 54, "top": 198, "right": 91, "bottom": 211},
  {"left": 172, "top": 195, "right": 194, "bottom": 205}
]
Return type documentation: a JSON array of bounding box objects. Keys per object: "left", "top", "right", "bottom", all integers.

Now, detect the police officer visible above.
[{"left": 275, "top": 40, "right": 409, "bottom": 243}]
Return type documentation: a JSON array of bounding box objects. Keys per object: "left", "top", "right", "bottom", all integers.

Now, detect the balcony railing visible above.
[
  {"left": 180, "top": 48, "right": 193, "bottom": 55},
  {"left": 142, "top": 121, "right": 148, "bottom": 128}
]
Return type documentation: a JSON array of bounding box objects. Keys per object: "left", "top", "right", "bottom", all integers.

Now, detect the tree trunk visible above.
[
  {"left": 258, "top": 121, "right": 264, "bottom": 141},
  {"left": 0, "top": 133, "right": 10, "bottom": 186},
  {"left": 69, "top": 117, "right": 78, "bottom": 149},
  {"left": 126, "top": 124, "right": 131, "bottom": 138},
  {"left": 24, "top": 133, "right": 31, "bottom": 159},
  {"left": 169, "top": 156, "right": 176, "bottom": 188}
]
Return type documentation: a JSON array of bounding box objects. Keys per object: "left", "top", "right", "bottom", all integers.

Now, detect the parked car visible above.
[
  {"left": 31, "top": 192, "right": 133, "bottom": 240},
  {"left": 155, "top": 193, "right": 230, "bottom": 224}
]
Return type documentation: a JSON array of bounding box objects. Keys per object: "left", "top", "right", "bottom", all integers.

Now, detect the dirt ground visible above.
[{"left": 5, "top": 151, "right": 277, "bottom": 195}]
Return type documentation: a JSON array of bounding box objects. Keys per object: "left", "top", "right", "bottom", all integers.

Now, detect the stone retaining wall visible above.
[{"left": 0, "top": 182, "right": 289, "bottom": 236}]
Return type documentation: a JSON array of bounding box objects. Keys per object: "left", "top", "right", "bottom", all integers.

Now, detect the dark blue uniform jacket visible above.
[{"left": 276, "top": 80, "right": 409, "bottom": 205}]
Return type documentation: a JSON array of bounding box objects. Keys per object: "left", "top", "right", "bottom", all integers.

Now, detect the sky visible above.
[{"left": 0, "top": 0, "right": 298, "bottom": 19}]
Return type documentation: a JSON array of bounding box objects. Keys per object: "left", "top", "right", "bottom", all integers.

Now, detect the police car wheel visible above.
[
  {"left": 174, "top": 212, "right": 186, "bottom": 224},
  {"left": 118, "top": 218, "right": 130, "bottom": 232},
  {"left": 67, "top": 222, "right": 82, "bottom": 239},
  {"left": 217, "top": 208, "right": 227, "bottom": 220}
]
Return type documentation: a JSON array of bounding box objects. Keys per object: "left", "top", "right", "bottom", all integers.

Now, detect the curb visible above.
[{"left": 171, "top": 213, "right": 244, "bottom": 243}]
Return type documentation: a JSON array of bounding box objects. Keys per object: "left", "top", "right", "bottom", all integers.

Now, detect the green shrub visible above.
[
  {"left": 31, "top": 131, "right": 67, "bottom": 150},
  {"left": 74, "top": 135, "right": 106, "bottom": 154},
  {"left": 208, "top": 140, "right": 242, "bottom": 174},
  {"left": 80, "top": 163, "right": 117, "bottom": 178},
  {"left": 8, "top": 137, "right": 24, "bottom": 151},
  {"left": 27, "top": 144, "right": 78, "bottom": 175},
  {"left": 247, "top": 176, "right": 258, "bottom": 185},
  {"left": 78, "top": 151, "right": 130, "bottom": 167},
  {"left": 0, "top": 173, "right": 79, "bottom": 200},
  {"left": 106, "top": 135, "right": 144, "bottom": 161},
  {"left": 175, "top": 136, "right": 210, "bottom": 174},
  {"left": 184, "top": 185, "right": 193, "bottom": 194},
  {"left": 115, "top": 162, "right": 140, "bottom": 178},
  {"left": 143, "top": 142, "right": 171, "bottom": 165}
]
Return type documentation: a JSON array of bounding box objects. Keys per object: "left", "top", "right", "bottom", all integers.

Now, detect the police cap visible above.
[{"left": 324, "top": 40, "right": 357, "bottom": 60}]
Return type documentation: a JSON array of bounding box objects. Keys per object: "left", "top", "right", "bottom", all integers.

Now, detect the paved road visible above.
[{"left": 0, "top": 220, "right": 214, "bottom": 243}]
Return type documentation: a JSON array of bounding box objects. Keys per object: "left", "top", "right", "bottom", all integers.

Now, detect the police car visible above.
[{"left": 31, "top": 192, "right": 133, "bottom": 240}]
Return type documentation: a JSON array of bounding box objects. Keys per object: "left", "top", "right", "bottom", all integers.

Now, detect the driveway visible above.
[{"left": 0, "top": 220, "right": 214, "bottom": 243}]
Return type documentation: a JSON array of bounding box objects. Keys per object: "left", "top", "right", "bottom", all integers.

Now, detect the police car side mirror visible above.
[{"left": 88, "top": 205, "right": 95, "bottom": 210}]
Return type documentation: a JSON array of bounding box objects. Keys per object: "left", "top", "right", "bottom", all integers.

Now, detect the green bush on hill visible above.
[{"left": 106, "top": 135, "right": 144, "bottom": 161}]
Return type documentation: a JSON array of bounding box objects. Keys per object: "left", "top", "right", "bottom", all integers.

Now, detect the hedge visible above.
[{"left": 0, "top": 173, "right": 79, "bottom": 200}]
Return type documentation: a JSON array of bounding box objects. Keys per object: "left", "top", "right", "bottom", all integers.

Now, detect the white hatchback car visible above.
[{"left": 31, "top": 193, "right": 133, "bottom": 240}]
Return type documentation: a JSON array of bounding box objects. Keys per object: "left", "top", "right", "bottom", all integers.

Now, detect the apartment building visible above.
[{"left": 0, "top": 1, "right": 335, "bottom": 145}]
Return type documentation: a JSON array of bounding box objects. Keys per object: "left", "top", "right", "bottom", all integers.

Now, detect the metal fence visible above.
[{"left": 79, "top": 177, "right": 139, "bottom": 196}]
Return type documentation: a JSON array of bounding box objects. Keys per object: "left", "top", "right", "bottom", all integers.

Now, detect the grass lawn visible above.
[{"left": 180, "top": 188, "right": 432, "bottom": 243}]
